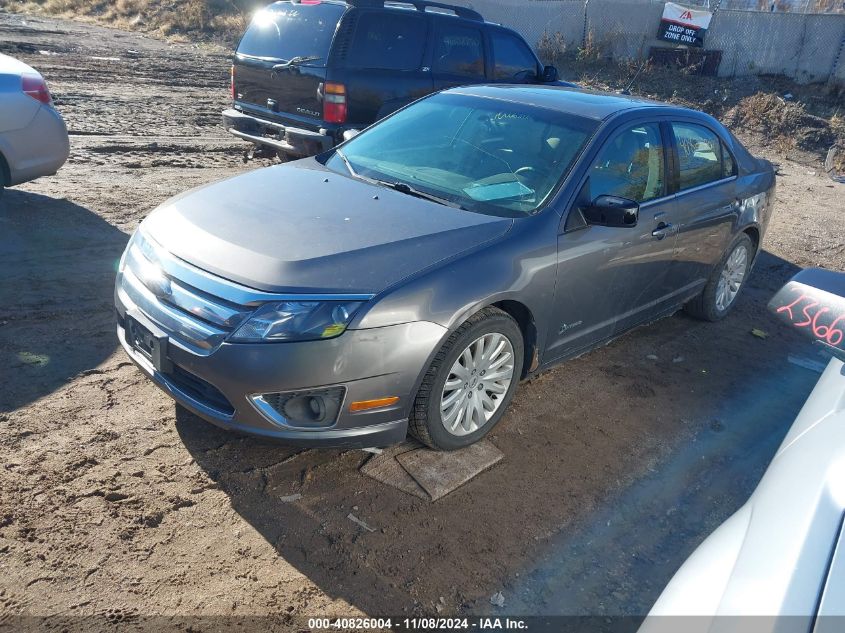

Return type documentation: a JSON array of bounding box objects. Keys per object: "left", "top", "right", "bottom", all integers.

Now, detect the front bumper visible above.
[
  {"left": 115, "top": 299, "right": 446, "bottom": 448},
  {"left": 222, "top": 108, "right": 334, "bottom": 158}
]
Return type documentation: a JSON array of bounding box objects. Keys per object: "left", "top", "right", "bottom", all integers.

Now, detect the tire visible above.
[
  {"left": 685, "top": 233, "right": 754, "bottom": 322},
  {"left": 409, "top": 307, "right": 524, "bottom": 451},
  {"left": 0, "top": 151, "right": 10, "bottom": 197}
]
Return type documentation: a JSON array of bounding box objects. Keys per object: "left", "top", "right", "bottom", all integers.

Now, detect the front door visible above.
[{"left": 546, "top": 121, "right": 680, "bottom": 361}]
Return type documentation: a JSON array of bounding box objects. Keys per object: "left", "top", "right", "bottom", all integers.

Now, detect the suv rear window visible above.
[
  {"left": 236, "top": 2, "right": 345, "bottom": 61},
  {"left": 346, "top": 11, "right": 426, "bottom": 70}
]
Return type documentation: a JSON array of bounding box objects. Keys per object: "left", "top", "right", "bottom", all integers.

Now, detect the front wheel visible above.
[
  {"left": 685, "top": 233, "right": 754, "bottom": 321},
  {"left": 409, "top": 307, "right": 524, "bottom": 451}
]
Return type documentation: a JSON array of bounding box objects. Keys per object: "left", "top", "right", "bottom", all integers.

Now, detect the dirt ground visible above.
[{"left": 1, "top": 11, "right": 844, "bottom": 628}]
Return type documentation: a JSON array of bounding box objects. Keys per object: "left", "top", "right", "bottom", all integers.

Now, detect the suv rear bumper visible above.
[{"left": 222, "top": 108, "right": 334, "bottom": 158}]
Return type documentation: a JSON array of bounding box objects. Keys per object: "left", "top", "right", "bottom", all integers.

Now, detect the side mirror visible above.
[
  {"left": 342, "top": 129, "right": 361, "bottom": 142},
  {"left": 542, "top": 65, "right": 559, "bottom": 83},
  {"left": 583, "top": 195, "right": 639, "bottom": 228}
]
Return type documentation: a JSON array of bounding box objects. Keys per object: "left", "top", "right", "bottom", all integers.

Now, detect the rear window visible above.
[
  {"left": 346, "top": 11, "right": 427, "bottom": 71},
  {"left": 236, "top": 2, "right": 345, "bottom": 61}
]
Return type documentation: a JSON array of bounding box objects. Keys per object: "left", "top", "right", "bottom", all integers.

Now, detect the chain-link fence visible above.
[
  {"left": 686, "top": 0, "right": 844, "bottom": 13},
  {"left": 453, "top": 0, "right": 845, "bottom": 84}
]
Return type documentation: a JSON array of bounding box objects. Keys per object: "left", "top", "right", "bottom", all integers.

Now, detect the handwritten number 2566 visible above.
[{"left": 776, "top": 292, "right": 844, "bottom": 346}]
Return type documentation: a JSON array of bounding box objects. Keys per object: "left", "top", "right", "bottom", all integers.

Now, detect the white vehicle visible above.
[
  {"left": 642, "top": 268, "right": 845, "bottom": 632},
  {"left": 0, "top": 53, "right": 69, "bottom": 194}
]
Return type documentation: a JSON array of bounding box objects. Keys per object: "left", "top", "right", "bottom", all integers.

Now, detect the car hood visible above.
[{"left": 142, "top": 159, "right": 513, "bottom": 295}]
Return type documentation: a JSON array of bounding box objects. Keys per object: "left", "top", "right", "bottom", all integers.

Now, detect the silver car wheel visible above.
[
  {"left": 715, "top": 243, "right": 749, "bottom": 312},
  {"left": 439, "top": 332, "right": 515, "bottom": 437}
]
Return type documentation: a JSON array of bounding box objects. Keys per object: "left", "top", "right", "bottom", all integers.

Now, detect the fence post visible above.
[
  {"left": 830, "top": 28, "right": 845, "bottom": 87},
  {"left": 583, "top": 0, "right": 590, "bottom": 49}
]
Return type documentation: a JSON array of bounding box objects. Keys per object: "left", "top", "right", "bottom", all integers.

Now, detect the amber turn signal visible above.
[{"left": 349, "top": 396, "right": 399, "bottom": 412}]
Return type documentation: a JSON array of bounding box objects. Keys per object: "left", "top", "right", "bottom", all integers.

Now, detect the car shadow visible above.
[
  {"left": 176, "top": 248, "right": 814, "bottom": 617},
  {"left": 0, "top": 189, "right": 128, "bottom": 413},
  {"left": 174, "top": 407, "right": 416, "bottom": 614}
]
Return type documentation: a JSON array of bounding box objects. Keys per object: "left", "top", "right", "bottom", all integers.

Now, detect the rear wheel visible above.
[
  {"left": 409, "top": 307, "right": 523, "bottom": 451},
  {"left": 685, "top": 233, "right": 754, "bottom": 321}
]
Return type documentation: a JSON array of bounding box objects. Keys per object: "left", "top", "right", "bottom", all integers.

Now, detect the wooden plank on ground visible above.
[
  {"left": 360, "top": 440, "right": 429, "bottom": 500},
  {"left": 395, "top": 440, "right": 504, "bottom": 502}
]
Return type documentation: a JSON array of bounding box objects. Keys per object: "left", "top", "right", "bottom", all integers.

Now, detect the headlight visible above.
[
  {"left": 229, "top": 300, "right": 364, "bottom": 343},
  {"left": 117, "top": 229, "right": 138, "bottom": 273}
]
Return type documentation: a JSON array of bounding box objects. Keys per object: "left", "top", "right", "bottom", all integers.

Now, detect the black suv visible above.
[{"left": 222, "top": 0, "right": 563, "bottom": 159}]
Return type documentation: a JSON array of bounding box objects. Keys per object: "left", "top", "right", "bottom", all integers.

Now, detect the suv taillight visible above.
[
  {"left": 323, "top": 82, "right": 347, "bottom": 124},
  {"left": 22, "top": 74, "right": 52, "bottom": 105},
  {"left": 230, "top": 65, "right": 235, "bottom": 100}
]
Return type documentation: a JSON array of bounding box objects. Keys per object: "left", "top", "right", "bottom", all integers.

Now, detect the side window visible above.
[
  {"left": 721, "top": 141, "right": 737, "bottom": 178},
  {"left": 346, "top": 12, "right": 426, "bottom": 71},
  {"left": 433, "top": 23, "right": 485, "bottom": 78},
  {"left": 672, "top": 122, "right": 725, "bottom": 190},
  {"left": 491, "top": 30, "right": 538, "bottom": 82},
  {"left": 590, "top": 123, "right": 665, "bottom": 203}
]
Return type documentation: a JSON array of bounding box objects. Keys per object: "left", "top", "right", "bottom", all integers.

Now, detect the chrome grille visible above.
[
  {"left": 124, "top": 243, "right": 250, "bottom": 329},
  {"left": 117, "top": 230, "right": 376, "bottom": 355},
  {"left": 118, "top": 232, "right": 253, "bottom": 355}
]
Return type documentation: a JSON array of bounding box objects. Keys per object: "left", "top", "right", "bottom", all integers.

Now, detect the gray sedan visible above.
[
  {"left": 115, "top": 85, "right": 776, "bottom": 450},
  {"left": 0, "top": 53, "right": 69, "bottom": 193}
]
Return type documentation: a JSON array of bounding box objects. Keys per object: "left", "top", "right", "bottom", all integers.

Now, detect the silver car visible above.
[
  {"left": 642, "top": 268, "right": 845, "bottom": 630},
  {"left": 0, "top": 53, "right": 69, "bottom": 193},
  {"left": 115, "top": 86, "right": 776, "bottom": 450}
]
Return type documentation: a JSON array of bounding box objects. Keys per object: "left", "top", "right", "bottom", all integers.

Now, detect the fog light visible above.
[
  {"left": 255, "top": 387, "right": 345, "bottom": 428},
  {"left": 285, "top": 394, "right": 326, "bottom": 423}
]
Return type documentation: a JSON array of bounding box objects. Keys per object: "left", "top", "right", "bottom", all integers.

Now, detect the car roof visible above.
[
  {"left": 446, "top": 84, "right": 677, "bottom": 121},
  {"left": 271, "top": 0, "right": 488, "bottom": 19}
]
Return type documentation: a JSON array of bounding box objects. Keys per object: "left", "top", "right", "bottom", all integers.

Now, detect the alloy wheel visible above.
[
  {"left": 439, "top": 332, "right": 515, "bottom": 436},
  {"left": 715, "top": 243, "right": 749, "bottom": 312}
]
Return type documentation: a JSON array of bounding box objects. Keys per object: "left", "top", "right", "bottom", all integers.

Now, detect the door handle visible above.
[{"left": 652, "top": 222, "right": 674, "bottom": 240}]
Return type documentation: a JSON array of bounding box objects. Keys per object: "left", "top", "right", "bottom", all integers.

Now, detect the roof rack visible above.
[{"left": 346, "top": 0, "right": 483, "bottom": 22}]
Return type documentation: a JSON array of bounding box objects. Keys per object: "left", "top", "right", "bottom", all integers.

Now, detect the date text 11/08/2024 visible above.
[{"left": 307, "top": 618, "right": 529, "bottom": 630}]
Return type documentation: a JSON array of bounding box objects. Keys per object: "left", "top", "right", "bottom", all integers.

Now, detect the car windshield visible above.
[{"left": 325, "top": 92, "right": 598, "bottom": 216}]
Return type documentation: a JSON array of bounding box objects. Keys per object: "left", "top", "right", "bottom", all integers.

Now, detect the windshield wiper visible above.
[
  {"left": 272, "top": 55, "right": 322, "bottom": 70},
  {"left": 335, "top": 149, "right": 359, "bottom": 178},
  {"left": 334, "top": 152, "right": 466, "bottom": 210},
  {"left": 376, "top": 180, "right": 467, "bottom": 210}
]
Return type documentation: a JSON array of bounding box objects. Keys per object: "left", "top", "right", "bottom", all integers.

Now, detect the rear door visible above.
[
  {"left": 332, "top": 8, "right": 433, "bottom": 125},
  {"left": 233, "top": 2, "right": 345, "bottom": 127},
  {"left": 664, "top": 120, "right": 740, "bottom": 292},
  {"left": 431, "top": 18, "right": 487, "bottom": 91}
]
